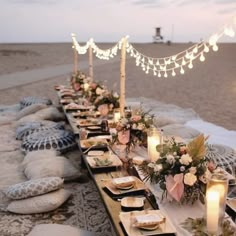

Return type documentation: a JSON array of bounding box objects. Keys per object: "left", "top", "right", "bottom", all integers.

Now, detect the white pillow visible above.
[
  {"left": 22, "top": 151, "right": 80, "bottom": 181},
  {"left": 27, "top": 224, "right": 84, "bottom": 236},
  {"left": 35, "top": 107, "right": 65, "bottom": 121},
  {"left": 3, "top": 177, "right": 64, "bottom": 200},
  {"left": 16, "top": 104, "right": 48, "bottom": 120},
  {"left": 7, "top": 188, "right": 71, "bottom": 214},
  {"left": 22, "top": 150, "right": 59, "bottom": 168}
]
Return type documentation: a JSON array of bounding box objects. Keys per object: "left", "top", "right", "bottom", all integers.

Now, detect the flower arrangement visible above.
[
  {"left": 141, "top": 134, "right": 214, "bottom": 204},
  {"left": 70, "top": 70, "right": 88, "bottom": 91},
  {"left": 94, "top": 91, "right": 120, "bottom": 110},
  {"left": 111, "top": 110, "right": 155, "bottom": 150}
]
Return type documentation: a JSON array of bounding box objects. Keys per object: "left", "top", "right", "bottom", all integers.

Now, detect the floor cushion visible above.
[
  {"left": 35, "top": 107, "right": 65, "bottom": 121},
  {"left": 3, "top": 177, "right": 64, "bottom": 200},
  {"left": 21, "top": 129, "right": 76, "bottom": 153},
  {"left": 27, "top": 224, "right": 96, "bottom": 236},
  {"left": 22, "top": 151, "right": 80, "bottom": 181},
  {"left": 16, "top": 121, "right": 64, "bottom": 140},
  {"left": 20, "top": 97, "right": 52, "bottom": 109},
  {"left": 6, "top": 188, "right": 71, "bottom": 214},
  {"left": 16, "top": 104, "right": 48, "bottom": 120}
]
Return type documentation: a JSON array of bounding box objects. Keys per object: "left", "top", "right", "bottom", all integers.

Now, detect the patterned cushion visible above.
[
  {"left": 16, "top": 121, "right": 64, "bottom": 140},
  {"left": 7, "top": 189, "right": 71, "bottom": 214},
  {"left": 21, "top": 129, "right": 76, "bottom": 153},
  {"left": 20, "top": 97, "right": 52, "bottom": 109},
  {"left": 206, "top": 144, "right": 236, "bottom": 173},
  {"left": 3, "top": 177, "right": 64, "bottom": 200}
]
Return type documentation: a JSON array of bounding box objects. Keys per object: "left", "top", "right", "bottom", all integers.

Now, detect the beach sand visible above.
[{"left": 0, "top": 42, "right": 235, "bottom": 130}]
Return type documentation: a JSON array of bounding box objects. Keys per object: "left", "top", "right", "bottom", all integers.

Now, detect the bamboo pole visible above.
[
  {"left": 73, "top": 47, "right": 78, "bottom": 74},
  {"left": 120, "top": 37, "right": 127, "bottom": 117},
  {"left": 88, "top": 44, "right": 94, "bottom": 81}
]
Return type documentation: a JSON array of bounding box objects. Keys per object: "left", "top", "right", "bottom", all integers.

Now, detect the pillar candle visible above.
[{"left": 148, "top": 135, "right": 160, "bottom": 162}]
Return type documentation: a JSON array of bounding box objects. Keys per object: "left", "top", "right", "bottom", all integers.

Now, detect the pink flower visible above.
[
  {"left": 118, "top": 130, "right": 130, "bottom": 145},
  {"left": 131, "top": 115, "right": 142, "bottom": 122},
  {"left": 207, "top": 160, "right": 217, "bottom": 172},
  {"left": 166, "top": 173, "right": 184, "bottom": 202},
  {"left": 90, "top": 82, "right": 97, "bottom": 89}
]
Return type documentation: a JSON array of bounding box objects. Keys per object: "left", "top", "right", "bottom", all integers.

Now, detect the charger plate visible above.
[{"left": 119, "top": 210, "right": 176, "bottom": 236}]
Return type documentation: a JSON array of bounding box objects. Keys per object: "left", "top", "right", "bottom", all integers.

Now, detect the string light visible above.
[{"left": 71, "top": 15, "right": 236, "bottom": 78}]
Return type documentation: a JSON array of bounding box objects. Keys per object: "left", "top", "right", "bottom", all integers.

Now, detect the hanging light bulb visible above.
[
  {"left": 153, "top": 70, "right": 157, "bottom": 76},
  {"left": 200, "top": 53, "right": 205, "bottom": 62},
  {"left": 158, "top": 71, "right": 161, "bottom": 77},
  {"left": 172, "top": 69, "right": 176, "bottom": 76},
  {"left": 209, "top": 34, "right": 218, "bottom": 46},
  {"left": 185, "top": 51, "right": 190, "bottom": 59},
  {"left": 164, "top": 71, "right": 168, "bottom": 77},
  {"left": 153, "top": 66, "right": 157, "bottom": 71},
  {"left": 204, "top": 44, "right": 209, "bottom": 53},
  {"left": 182, "top": 58, "right": 186, "bottom": 66},
  {"left": 193, "top": 46, "right": 198, "bottom": 54},
  {"left": 148, "top": 58, "right": 154, "bottom": 65},
  {"left": 175, "top": 62, "right": 180, "bottom": 68},
  {"left": 172, "top": 55, "right": 177, "bottom": 60},
  {"left": 212, "top": 44, "right": 218, "bottom": 51},
  {"left": 188, "top": 61, "right": 193, "bottom": 69},
  {"left": 156, "top": 60, "right": 160, "bottom": 66},
  {"left": 180, "top": 66, "right": 185, "bottom": 74}
]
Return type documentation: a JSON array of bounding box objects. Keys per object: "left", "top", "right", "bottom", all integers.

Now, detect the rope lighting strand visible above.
[{"left": 71, "top": 15, "right": 236, "bottom": 77}]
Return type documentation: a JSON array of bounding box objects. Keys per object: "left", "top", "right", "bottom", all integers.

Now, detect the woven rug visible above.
[{"left": 0, "top": 147, "right": 116, "bottom": 236}]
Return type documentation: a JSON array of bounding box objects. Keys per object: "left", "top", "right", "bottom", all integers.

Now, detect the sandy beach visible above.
[{"left": 0, "top": 42, "right": 235, "bottom": 130}]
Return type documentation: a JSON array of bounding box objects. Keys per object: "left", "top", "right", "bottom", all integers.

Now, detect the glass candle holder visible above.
[
  {"left": 147, "top": 127, "right": 161, "bottom": 162},
  {"left": 206, "top": 172, "right": 229, "bottom": 235}
]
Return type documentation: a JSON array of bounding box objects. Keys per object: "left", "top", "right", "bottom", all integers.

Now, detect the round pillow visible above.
[
  {"left": 20, "top": 96, "right": 52, "bottom": 109},
  {"left": 21, "top": 129, "right": 76, "bottom": 153},
  {"left": 16, "top": 121, "right": 64, "bottom": 140},
  {"left": 206, "top": 144, "right": 236, "bottom": 173}
]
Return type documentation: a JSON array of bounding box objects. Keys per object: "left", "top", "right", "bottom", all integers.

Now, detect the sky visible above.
[{"left": 0, "top": 0, "right": 235, "bottom": 43}]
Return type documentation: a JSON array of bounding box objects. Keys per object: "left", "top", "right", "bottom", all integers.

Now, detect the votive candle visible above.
[
  {"left": 148, "top": 131, "right": 161, "bottom": 162},
  {"left": 114, "top": 111, "right": 121, "bottom": 122}
]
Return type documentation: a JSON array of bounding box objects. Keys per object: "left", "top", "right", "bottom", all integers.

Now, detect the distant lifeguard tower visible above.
[{"left": 153, "top": 27, "right": 164, "bottom": 43}]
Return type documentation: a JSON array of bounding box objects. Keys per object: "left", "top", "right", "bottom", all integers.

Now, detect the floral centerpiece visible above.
[
  {"left": 70, "top": 70, "right": 87, "bottom": 91},
  {"left": 94, "top": 91, "right": 120, "bottom": 115},
  {"left": 141, "top": 134, "right": 214, "bottom": 204},
  {"left": 111, "top": 110, "right": 155, "bottom": 151}
]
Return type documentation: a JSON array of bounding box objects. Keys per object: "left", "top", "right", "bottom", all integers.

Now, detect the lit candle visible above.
[
  {"left": 84, "top": 83, "right": 89, "bottom": 91},
  {"left": 148, "top": 130, "right": 161, "bottom": 162},
  {"left": 206, "top": 189, "right": 220, "bottom": 235},
  {"left": 114, "top": 111, "right": 121, "bottom": 122}
]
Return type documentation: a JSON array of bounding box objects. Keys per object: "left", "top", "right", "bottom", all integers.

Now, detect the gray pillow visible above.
[
  {"left": 16, "top": 104, "right": 48, "bottom": 120},
  {"left": 7, "top": 189, "right": 71, "bottom": 214},
  {"left": 20, "top": 97, "right": 52, "bottom": 109},
  {"left": 3, "top": 177, "right": 64, "bottom": 200}
]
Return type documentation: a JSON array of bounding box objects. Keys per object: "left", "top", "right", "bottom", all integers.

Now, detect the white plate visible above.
[
  {"left": 86, "top": 153, "right": 122, "bottom": 169},
  {"left": 119, "top": 210, "right": 176, "bottom": 236},
  {"left": 121, "top": 197, "right": 144, "bottom": 208}
]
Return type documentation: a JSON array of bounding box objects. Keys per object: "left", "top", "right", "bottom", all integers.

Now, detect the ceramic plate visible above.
[
  {"left": 119, "top": 210, "right": 176, "bottom": 236},
  {"left": 80, "top": 139, "right": 108, "bottom": 149},
  {"left": 86, "top": 153, "right": 122, "bottom": 168},
  {"left": 105, "top": 176, "right": 146, "bottom": 195},
  {"left": 121, "top": 197, "right": 144, "bottom": 208}
]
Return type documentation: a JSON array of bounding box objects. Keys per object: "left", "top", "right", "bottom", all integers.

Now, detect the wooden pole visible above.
[
  {"left": 89, "top": 44, "right": 94, "bottom": 81},
  {"left": 73, "top": 47, "right": 78, "bottom": 74},
  {"left": 120, "top": 37, "right": 127, "bottom": 117}
]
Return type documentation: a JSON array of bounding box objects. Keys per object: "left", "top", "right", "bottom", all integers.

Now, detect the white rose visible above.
[
  {"left": 148, "top": 163, "right": 155, "bottom": 168},
  {"left": 189, "top": 167, "right": 197, "bottom": 174},
  {"left": 137, "top": 123, "right": 145, "bottom": 130},
  {"left": 179, "top": 154, "right": 192, "bottom": 165},
  {"left": 180, "top": 166, "right": 185, "bottom": 172},
  {"left": 184, "top": 173, "right": 197, "bottom": 186},
  {"left": 166, "top": 154, "right": 175, "bottom": 164},
  {"left": 132, "top": 123, "right": 137, "bottom": 129},
  {"left": 96, "top": 87, "right": 104, "bottom": 95},
  {"left": 113, "top": 92, "right": 119, "bottom": 98},
  {"left": 154, "top": 164, "right": 163, "bottom": 172}
]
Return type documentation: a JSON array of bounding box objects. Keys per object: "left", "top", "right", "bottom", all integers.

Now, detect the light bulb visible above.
[
  {"left": 153, "top": 71, "right": 157, "bottom": 76},
  {"left": 172, "top": 69, "right": 176, "bottom": 76},
  {"left": 185, "top": 52, "right": 190, "bottom": 59},
  {"left": 164, "top": 71, "right": 168, "bottom": 77},
  {"left": 158, "top": 71, "right": 161, "bottom": 77},
  {"left": 180, "top": 66, "right": 185, "bottom": 74},
  {"left": 213, "top": 44, "right": 218, "bottom": 51},
  {"left": 153, "top": 66, "right": 157, "bottom": 71},
  {"left": 200, "top": 53, "right": 205, "bottom": 62},
  {"left": 209, "top": 34, "right": 218, "bottom": 46},
  {"left": 156, "top": 60, "right": 160, "bottom": 65},
  {"left": 188, "top": 61, "right": 193, "bottom": 69},
  {"left": 182, "top": 58, "right": 186, "bottom": 66},
  {"left": 175, "top": 62, "right": 180, "bottom": 68},
  {"left": 193, "top": 46, "right": 198, "bottom": 54},
  {"left": 172, "top": 55, "right": 177, "bottom": 60},
  {"left": 204, "top": 44, "right": 209, "bottom": 53}
]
